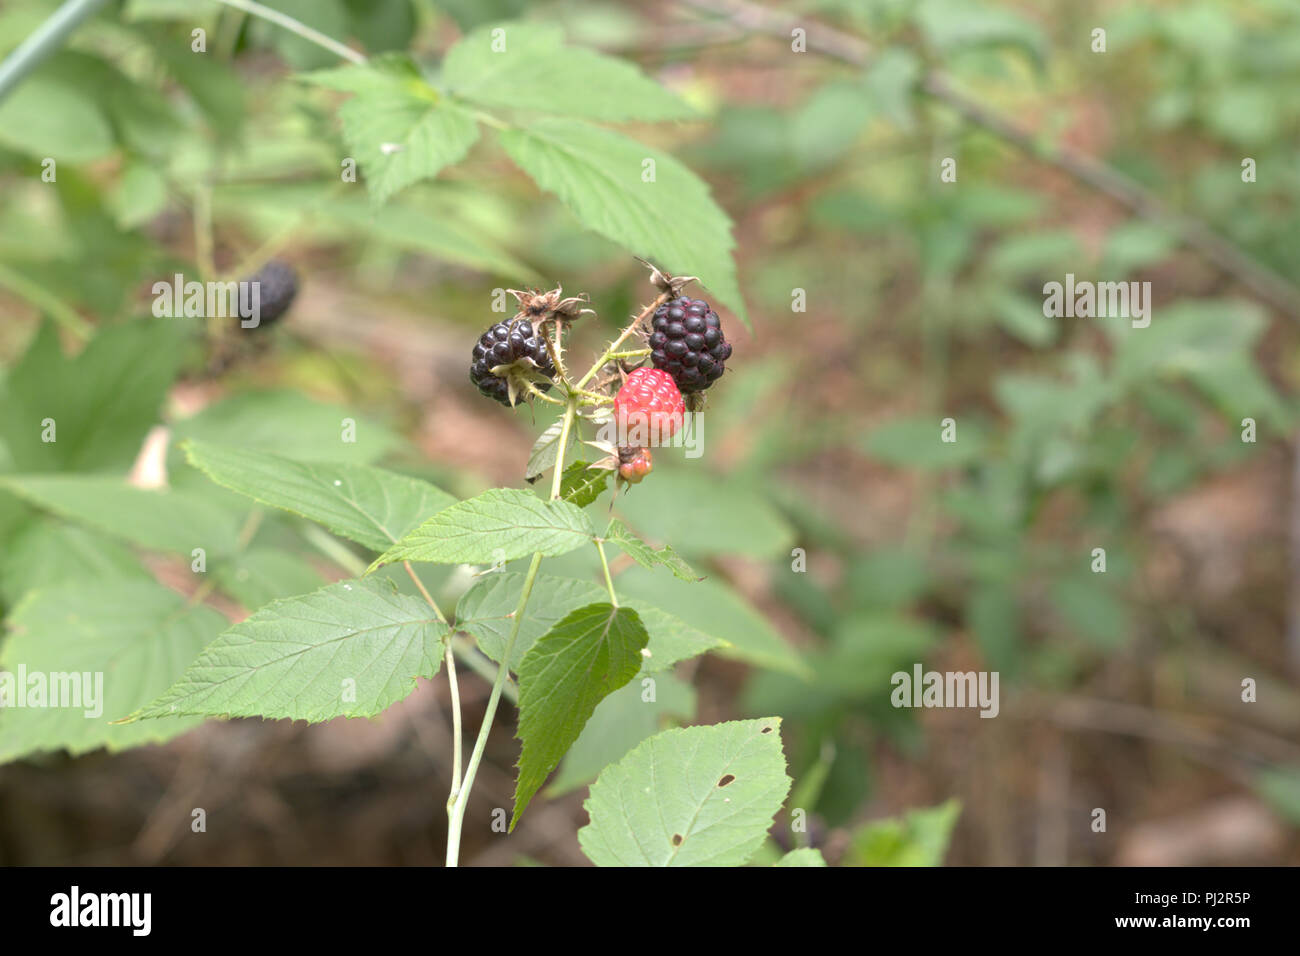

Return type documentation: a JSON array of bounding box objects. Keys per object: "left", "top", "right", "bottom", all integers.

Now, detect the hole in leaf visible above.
[
  {"left": 761, "top": 726, "right": 773, "bottom": 734},
  {"left": 717, "top": 774, "right": 736, "bottom": 788},
  {"left": 671, "top": 833, "right": 684, "bottom": 847}
]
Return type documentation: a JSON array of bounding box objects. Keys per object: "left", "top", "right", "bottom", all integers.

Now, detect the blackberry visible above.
[
  {"left": 648, "top": 296, "right": 732, "bottom": 393},
  {"left": 469, "top": 319, "right": 556, "bottom": 406},
  {"left": 239, "top": 260, "right": 299, "bottom": 328}
]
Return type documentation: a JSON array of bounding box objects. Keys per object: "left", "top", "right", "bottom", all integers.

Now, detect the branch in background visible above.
[
  {"left": 0, "top": 0, "right": 109, "bottom": 104},
  {"left": 679, "top": 0, "right": 1300, "bottom": 317}
]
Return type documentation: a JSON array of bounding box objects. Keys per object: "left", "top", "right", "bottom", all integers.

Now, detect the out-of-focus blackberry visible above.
[
  {"left": 469, "top": 319, "right": 556, "bottom": 406},
  {"left": 648, "top": 296, "right": 731, "bottom": 393},
  {"left": 239, "top": 260, "right": 299, "bottom": 328}
]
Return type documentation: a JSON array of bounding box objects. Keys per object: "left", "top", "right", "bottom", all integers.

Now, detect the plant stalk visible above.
[
  {"left": 0, "top": 0, "right": 109, "bottom": 104},
  {"left": 209, "top": 0, "right": 367, "bottom": 65},
  {"left": 445, "top": 393, "right": 579, "bottom": 866}
]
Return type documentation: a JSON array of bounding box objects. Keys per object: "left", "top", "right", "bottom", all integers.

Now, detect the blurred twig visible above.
[
  {"left": 0, "top": 0, "right": 109, "bottom": 104},
  {"left": 679, "top": 0, "right": 1300, "bottom": 317}
]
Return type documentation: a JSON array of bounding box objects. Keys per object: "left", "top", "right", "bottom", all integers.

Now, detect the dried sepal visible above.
[
  {"left": 635, "top": 256, "right": 698, "bottom": 297},
  {"left": 507, "top": 285, "right": 596, "bottom": 323}
]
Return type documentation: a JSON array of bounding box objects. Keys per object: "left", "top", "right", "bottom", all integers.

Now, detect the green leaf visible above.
[
  {"left": 0, "top": 580, "right": 225, "bottom": 762},
  {"left": 0, "top": 74, "right": 114, "bottom": 162},
  {"left": 184, "top": 439, "right": 456, "bottom": 551},
  {"left": 616, "top": 568, "right": 807, "bottom": 676},
  {"left": 170, "top": 390, "right": 404, "bottom": 465},
  {"left": 455, "top": 571, "right": 722, "bottom": 672},
  {"left": 558, "top": 460, "right": 610, "bottom": 508},
  {"left": 864, "top": 417, "right": 988, "bottom": 469},
  {"left": 497, "top": 118, "right": 747, "bottom": 326},
  {"left": 0, "top": 475, "right": 242, "bottom": 556},
  {"left": 774, "top": 848, "right": 828, "bottom": 867},
  {"left": 0, "top": 519, "right": 149, "bottom": 607},
  {"left": 110, "top": 163, "right": 169, "bottom": 230},
  {"left": 1252, "top": 766, "right": 1300, "bottom": 826},
  {"left": 512, "top": 602, "right": 647, "bottom": 828},
  {"left": 442, "top": 22, "right": 695, "bottom": 122},
  {"left": 578, "top": 718, "right": 792, "bottom": 866},
  {"left": 132, "top": 579, "right": 445, "bottom": 723},
  {"left": 0, "top": 321, "right": 188, "bottom": 472},
  {"left": 611, "top": 469, "right": 793, "bottom": 558},
  {"left": 253, "top": 0, "right": 350, "bottom": 70},
  {"left": 604, "top": 517, "right": 700, "bottom": 581},
  {"left": 525, "top": 417, "right": 575, "bottom": 482},
  {"left": 548, "top": 672, "right": 695, "bottom": 796},
  {"left": 914, "top": 0, "right": 1047, "bottom": 71},
  {"left": 845, "top": 800, "right": 961, "bottom": 866},
  {"left": 212, "top": 547, "right": 324, "bottom": 609},
  {"left": 1050, "top": 574, "right": 1131, "bottom": 649},
  {"left": 303, "top": 55, "right": 480, "bottom": 204},
  {"left": 371, "top": 488, "right": 594, "bottom": 569}
]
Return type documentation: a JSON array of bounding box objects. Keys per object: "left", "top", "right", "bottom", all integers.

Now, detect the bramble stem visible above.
[
  {"left": 0, "top": 0, "right": 108, "bottom": 104},
  {"left": 575, "top": 293, "right": 669, "bottom": 389},
  {"left": 445, "top": 393, "right": 579, "bottom": 866},
  {"left": 595, "top": 540, "right": 618, "bottom": 606},
  {"left": 402, "top": 561, "right": 462, "bottom": 798},
  {"left": 444, "top": 643, "right": 463, "bottom": 795},
  {"left": 209, "top": 0, "right": 367, "bottom": 65},
  {"left": 0, "top": 264, "right": 91, "bottom": 340},
  {"left": 522, "top": 381, "right": 565, "bottom": 406}
]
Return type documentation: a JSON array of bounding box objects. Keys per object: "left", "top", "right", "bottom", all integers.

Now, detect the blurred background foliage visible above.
[{"left": 1, "top": 0, "right": 1299, "bottom": 865}]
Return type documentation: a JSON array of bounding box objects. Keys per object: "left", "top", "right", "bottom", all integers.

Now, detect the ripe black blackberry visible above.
[
  {"left": 470, "top": 319, "right": 556, "bottom": 406},
  {"left": 648, "top": 296, "right": 732, "bottom": 393},
  {"left": 239, "top": 260, "right": 299, "bottom": 328}
]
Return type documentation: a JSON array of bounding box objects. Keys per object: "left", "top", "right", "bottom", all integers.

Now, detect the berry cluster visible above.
[
  {"left": 648, "top": 296, "right": 731, "bottom": 393},
  {"left": 467, "top": 273, "right": 735, "bottom": 491}
]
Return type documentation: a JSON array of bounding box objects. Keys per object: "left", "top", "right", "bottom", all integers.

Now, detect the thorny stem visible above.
[
  {"left": 445, "top": 393, "right": 579, "bottom": 866},
  {"left": 521, "top": 380, "right": 565, "bottom": 406},
  {"left": 575, "top": 293, "right": 670, "bottom": 390}
]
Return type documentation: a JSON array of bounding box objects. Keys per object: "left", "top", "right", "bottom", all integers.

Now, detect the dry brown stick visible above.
[{"left": 679, "top": 0, "right": 1300, "bottom": 316}]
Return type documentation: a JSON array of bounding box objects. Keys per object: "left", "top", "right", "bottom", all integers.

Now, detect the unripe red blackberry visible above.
[
  {"left": 648, "top": 296, "right": 731, "bottom": 393},
  {"left": 469, "top": 319, "right": 556, "bottom": 406},
  {"left": 614, "top": 367, "right": 684, "bottom": 441},
  {"left": 617, "top": 446, "right": 653, "bottom": 484}
]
